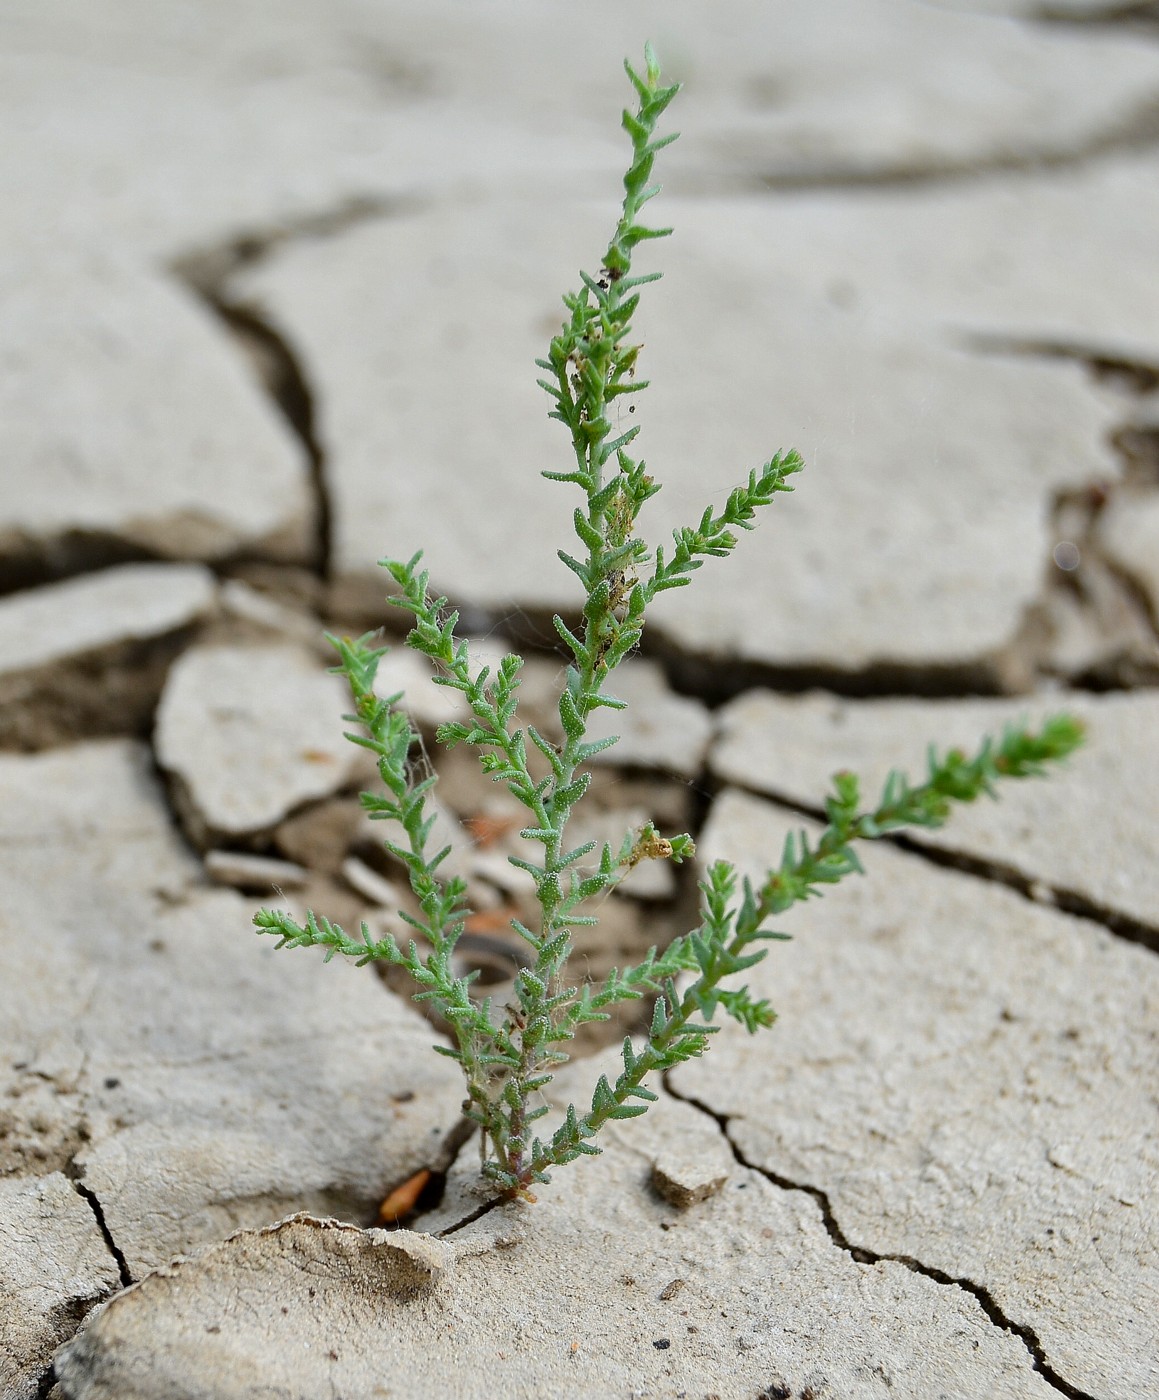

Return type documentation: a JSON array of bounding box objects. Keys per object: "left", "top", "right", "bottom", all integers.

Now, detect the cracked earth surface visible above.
[{"left": 2, "top": 3, "right": 1157, "bottom": 1397}]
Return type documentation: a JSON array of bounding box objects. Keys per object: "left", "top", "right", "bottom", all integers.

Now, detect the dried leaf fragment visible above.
[{"left": 378, "top": 1168, "right": 431, "bottom": 1224}]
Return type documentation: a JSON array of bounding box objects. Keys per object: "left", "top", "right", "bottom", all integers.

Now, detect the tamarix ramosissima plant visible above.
[{"left": 254, "top": 45, "right": 1083, "bottom": 1202}]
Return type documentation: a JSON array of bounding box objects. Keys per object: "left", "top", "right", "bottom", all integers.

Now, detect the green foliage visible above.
[{"left": 254, "top": 45, "right": 1083, "bottom": 1202}]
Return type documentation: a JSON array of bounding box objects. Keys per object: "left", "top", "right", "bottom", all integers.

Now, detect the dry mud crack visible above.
[
  {"left": 44, "top": 1091, "right": 1094, "bottom": 1400},
  {"left": 2, "top": 3, "right": 1158, "bottom": 1397},
  {"left": 666, "top": 1082, "right": 1099, "bottom": 1400}
]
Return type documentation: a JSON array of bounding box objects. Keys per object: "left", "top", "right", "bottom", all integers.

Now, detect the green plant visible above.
[{"left": 254, "top": 45, "right": 1083, "bottom": 1202}]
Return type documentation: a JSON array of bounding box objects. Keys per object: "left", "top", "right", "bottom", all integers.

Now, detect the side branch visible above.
[
  {"left": 648, "top": 450, "right": 804, "bottom": 598},
  {"left": 748, "top": 712, "right": 1086, "bottom": 925}
]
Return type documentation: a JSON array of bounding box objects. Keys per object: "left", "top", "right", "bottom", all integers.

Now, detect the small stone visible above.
[
  {"left": 651, "top": 1153, "right": 732, "bottom": 1209},
  {"left": 339, "top": 856, "right": 403, "bottom": 908},
  {"left": 155, "top": 644, "right": 363, "bottom": 846},
  {"left": 204, "top": 851, "right": 308, "bottom": 892},
  {"left": 216, "top": 580, "right": 319, "bottom": 646},
  {"left": 0, "top": 563, "right": 215, "bottom": 748},
  {"left": 632, "top": 1094, "right": 736, "bottom": 1210},
  {"left": 273, "top": 799, "right": 363, "bottom": 876}
]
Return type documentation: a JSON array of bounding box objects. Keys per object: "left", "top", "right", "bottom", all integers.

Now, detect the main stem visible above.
[{"left": 497, "top": 81, "right": 671, "bottom": 1190}]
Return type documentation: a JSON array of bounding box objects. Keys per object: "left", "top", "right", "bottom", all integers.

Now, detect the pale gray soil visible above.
[{"left": 1, "top": 3, "right": 1157, "bottom": 1398}]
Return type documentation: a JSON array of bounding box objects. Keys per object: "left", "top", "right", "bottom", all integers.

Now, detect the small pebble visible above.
[
  {"left": 651, "top": 1151, "right": 731, "bottom": 1208},
  {"left": 204, "top": 850, "right": 308, "bottom": 890}
]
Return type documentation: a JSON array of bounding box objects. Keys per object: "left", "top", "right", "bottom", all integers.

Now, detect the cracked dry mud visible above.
[{"left": 2, "top": 3, "right": 1157, "bottom": 1398}]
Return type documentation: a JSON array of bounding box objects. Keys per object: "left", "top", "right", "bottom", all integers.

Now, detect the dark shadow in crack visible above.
[
  {"left": 958, "top": 331, "right": 1159, "bottom": 396},
  {"left": 748, "top": 93, "right": 1159, "bottom": 192},
  {"left": 64, "top": 1162, "right": 134, "bottom": 1290},
  {"left": 431, "top": 1192, "right": 506, "bottom": 1239},
  {"left": 33, "top": 1362, "right": 59, "bottom": 1400},
  {"left": 1035, "top": 2, "right": 1159, "bottom": 31},
  {"left": 182, "top": 291, "right": 331, "bottom": 579},
  {"left": 500, "top": 601, "right": 1030, "bottom": 705},
  {"left": 0, "top": 532, "right": 160, "bottom": 599},
  {"left": 170, "top": 192, "right": 421, "bottom": 586}
]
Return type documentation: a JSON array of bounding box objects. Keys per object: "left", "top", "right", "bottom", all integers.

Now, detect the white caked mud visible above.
[{"left": 2, "top": 3, "right": 1156, "bottom": 1397}]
